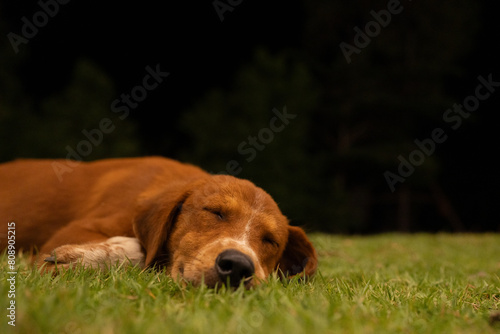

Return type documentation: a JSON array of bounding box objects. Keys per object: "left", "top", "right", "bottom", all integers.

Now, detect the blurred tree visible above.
[
  {"left": 302, "top": 0, "right": 478, "bottom": 231},
  {"left": 39, "top": 59, "right": 140, "bottom": 160},
  {"left": 0, "top": 53, "right": 141, "bottom": 161},
  {"left": 180, "top": 48, "right": 324, "bottom": 228},
  {"left": 180, "top": 1, "right": 479, "bottom": 233},
  {"left": 0, "top": 32, "right": 34, "bottom": 160}
]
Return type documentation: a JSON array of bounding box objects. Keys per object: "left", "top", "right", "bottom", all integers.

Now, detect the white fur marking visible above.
[
  {"left": 241, "top": 191, "right": 264, "bottom": 246},
  {"left": 70, "top": 237, "right": 145, "bottom": 268}
]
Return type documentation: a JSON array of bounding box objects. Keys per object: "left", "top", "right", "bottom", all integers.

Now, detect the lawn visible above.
[{"left": 1, "top": 234, "right": 499, "bottom": 334}]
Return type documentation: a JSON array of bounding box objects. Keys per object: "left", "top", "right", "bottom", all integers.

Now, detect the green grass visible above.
[{"left": 1, "top": 234, "right": 500, "bottom": 334}]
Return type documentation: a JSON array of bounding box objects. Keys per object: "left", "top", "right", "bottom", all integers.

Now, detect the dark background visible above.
[{"left": 1, "top": 0, "right": 498, "bottom": 233}]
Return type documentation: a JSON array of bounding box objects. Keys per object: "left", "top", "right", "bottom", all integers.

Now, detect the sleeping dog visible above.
[{"left": 0, "top": 157, "right": 317, "bottom": 288}]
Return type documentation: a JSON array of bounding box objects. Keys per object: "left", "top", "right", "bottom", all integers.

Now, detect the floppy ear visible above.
[
  {"left": 133, "top": 183, "right": 193, "bottom": 267},
  {"left": 276, "top": 225, "right": 318, "bottom": 278}
]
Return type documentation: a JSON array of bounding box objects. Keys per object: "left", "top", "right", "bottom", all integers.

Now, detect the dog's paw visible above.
[
  {"left": 47, "top": 245, "right": 86, "bottom": 263},
  {"left": 42, "top": 244, "right": 87, "bottom": 270}
]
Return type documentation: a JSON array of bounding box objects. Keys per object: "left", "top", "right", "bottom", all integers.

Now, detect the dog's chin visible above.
[
  {"left": 171, "top": 264, "right": 216, "bottom": 287},
  {"left": 172, "top": 265, "right": 256, "bottom": 289}
]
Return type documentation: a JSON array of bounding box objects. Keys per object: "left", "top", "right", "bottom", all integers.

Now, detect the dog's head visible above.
[{"left": 134, "top": 175, "right": 317, "bottom": 288}]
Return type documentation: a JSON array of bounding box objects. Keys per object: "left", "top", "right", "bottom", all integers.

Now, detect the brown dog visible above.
[{"left": 0, "top": 157, "right": 317, "bottom": 288}]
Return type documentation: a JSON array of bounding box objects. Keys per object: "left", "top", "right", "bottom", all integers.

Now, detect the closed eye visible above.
[
  {"left": 262, "top": 236, "right": 279, "bottom": 248},
  {"left": 203, "top": 207, "right": 224, "bottom": 220}
]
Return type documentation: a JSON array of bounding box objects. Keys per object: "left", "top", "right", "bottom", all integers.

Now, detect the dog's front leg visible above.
[{"left": 42, "top": 236, "right": 145, "bottom": 270}]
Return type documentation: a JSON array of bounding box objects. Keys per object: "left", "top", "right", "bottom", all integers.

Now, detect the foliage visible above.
[
  {"left": 180, "top": 48, "right": 323, "bottom": 227},
  {"left": 304, "top": 0, "right": 479, "bottom": 176},
  {"left": 0, "top": 56, "right": 140, "bottom": 161},
  {"left": 180, "top": 0, "right": 481, "bottom": 232}
]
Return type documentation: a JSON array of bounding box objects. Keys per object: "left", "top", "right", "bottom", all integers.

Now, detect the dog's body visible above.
[{"left": 0, "top": 157, "right": 316, "bottom": 288}]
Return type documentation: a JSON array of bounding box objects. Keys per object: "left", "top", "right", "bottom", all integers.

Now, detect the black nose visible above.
[{"left": 215, "top": 249, "right": 255, "bottom": 287}]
